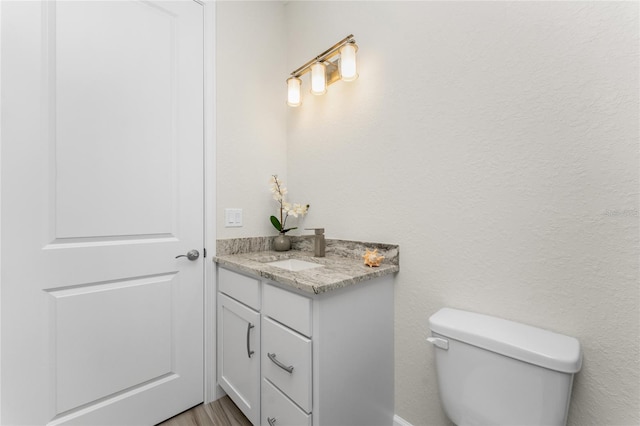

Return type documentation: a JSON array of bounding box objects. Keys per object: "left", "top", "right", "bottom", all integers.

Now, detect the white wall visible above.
[
  {"left": 216, "top": 1, "right": 287, "bottom": 239},
  {"left": 215, "top": 1, "right": 639, "bottom": 424},
  {"left": 283, "top": 2, "right": 639, "bottom": 426}
]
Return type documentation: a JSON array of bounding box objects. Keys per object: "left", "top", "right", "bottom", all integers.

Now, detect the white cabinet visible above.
[
  {"left": 217, "top": 266, "right": 394, "bottom": 426},
  {"left": 217, "top": 271, "right": 261, "bottom": 425}
]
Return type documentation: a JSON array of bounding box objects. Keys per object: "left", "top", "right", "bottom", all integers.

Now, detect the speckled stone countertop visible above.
[{"left": 213, "top": 236, "right": 399, "bottom": 295}]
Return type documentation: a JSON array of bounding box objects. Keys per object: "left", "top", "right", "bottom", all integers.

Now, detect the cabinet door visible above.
[{"left": 218, "top": 293, "right": 260, "bottom": 425}]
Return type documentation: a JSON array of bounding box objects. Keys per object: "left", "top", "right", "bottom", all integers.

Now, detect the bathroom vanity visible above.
[{"left": 214, "top": 238, "right": 399, "bottom": 426}]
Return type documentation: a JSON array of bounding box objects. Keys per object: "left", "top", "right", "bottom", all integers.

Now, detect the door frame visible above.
[
  {"left": 0, "top": 1, "right": 3, "bottom": 418},
  {"left": 0, "top": 0, "right": 220, "bottom": 418},
  {"left": 202, "top": 0, "right": 221, "bottom": 405}
]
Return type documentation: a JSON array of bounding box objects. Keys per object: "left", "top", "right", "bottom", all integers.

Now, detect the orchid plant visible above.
[{"left": 269, "top": 175, "right": 310, "bottom": 234}]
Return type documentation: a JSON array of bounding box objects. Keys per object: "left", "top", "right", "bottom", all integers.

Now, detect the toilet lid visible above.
[{"left": 429, "top": 308, "right": 582, "bottom": 373}]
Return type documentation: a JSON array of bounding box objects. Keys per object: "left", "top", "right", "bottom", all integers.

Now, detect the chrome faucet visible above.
[{"left": 305, "top": 228, "right": 325, "bottom": 257}]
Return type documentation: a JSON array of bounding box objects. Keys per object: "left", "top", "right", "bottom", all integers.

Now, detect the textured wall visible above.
[
  {"left": 283, "top": 2, "right": 639, "bottom": 425},
  {"left": 216, "top": 1, "right": 287, "bottom": 239}
]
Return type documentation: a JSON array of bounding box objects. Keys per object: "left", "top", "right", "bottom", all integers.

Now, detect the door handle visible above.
[
  {"left": 267, "top": 417, "right": 277, "bottom": 426},
  {"left": 246, "top": 323, "right": 255, "bottom": 358},
  {"left": 175, "top": 250, "right": 200, "bottom": 261}
]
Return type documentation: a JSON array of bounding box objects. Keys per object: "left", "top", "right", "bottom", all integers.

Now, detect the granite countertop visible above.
[{"left": 213, "top": 237, "right": 399, "bottom": 295}]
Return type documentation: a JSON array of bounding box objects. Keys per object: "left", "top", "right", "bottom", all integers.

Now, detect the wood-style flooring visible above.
[{"left": 158, "top": 396, "right": 251, "bottom": 426}]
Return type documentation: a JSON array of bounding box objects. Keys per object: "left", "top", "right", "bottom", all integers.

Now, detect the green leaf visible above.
[{"left": 270, "top": 215, "right": 282, "bottom": 231}]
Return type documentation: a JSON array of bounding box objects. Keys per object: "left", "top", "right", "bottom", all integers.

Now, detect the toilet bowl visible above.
[{"left": 427, "top": 308, "right": 582, "bottom": 426}]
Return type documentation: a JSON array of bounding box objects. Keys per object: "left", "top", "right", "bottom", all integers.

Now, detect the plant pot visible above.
[{"left": 273, "top": 234, "right": 291, "bottom": 252}]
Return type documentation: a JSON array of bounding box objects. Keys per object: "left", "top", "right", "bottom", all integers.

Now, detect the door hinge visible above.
[{"left": 203, "top": 248, "right": 207, "bottom": 258}]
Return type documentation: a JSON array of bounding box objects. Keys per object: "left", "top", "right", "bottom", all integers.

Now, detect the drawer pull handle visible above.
[
  {"left": 267, "top": 417, "right": 277, "bottom": 426},
  {"left": 267, "top": 352, "right": 294, "bottom": 373},
  {"left": 246, "top": 323, "right": 255, "bottom": 358}
]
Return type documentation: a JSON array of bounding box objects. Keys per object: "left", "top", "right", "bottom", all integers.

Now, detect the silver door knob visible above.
[{"left": 175, "top": 249, "right": 200, "bottom": 261}]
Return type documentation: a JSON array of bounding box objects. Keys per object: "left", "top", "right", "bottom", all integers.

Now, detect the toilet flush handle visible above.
[{"left": 427, "top": 336, "right": 449, "bottom": 350}]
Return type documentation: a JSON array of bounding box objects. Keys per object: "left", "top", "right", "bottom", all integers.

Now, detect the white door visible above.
[{"left": 1, "top": 1, "right": 204, "bottom": 424}]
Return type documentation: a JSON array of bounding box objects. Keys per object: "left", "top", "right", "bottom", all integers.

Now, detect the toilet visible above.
[{"left": 427, "top": 308, "right": 582, "bottom": 426}]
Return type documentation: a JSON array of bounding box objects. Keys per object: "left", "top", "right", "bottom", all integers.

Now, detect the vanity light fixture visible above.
[
  {"left": 310, "top": 61, "right": 328, "bottom": 95},
  {"left": 286, "top": 76, "right": 302, "bottom": 107},
  {"left": 287, "top": 34, "right": 358, "bottom": 107}
]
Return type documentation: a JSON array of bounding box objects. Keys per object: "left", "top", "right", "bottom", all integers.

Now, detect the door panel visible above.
[
  {"left": 55, "top": 0, "right": 176, "bottom": 239},
  {"left": 1, "top": 1, "right": 204, "bottom": 424},
  {"left": 51, "top": 274, "right": 175, "bottom": 414}
]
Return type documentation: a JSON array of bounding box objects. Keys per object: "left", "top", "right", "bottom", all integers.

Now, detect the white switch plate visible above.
[{"left": 225, "top": 208, "right": 243, "bottom": 227}]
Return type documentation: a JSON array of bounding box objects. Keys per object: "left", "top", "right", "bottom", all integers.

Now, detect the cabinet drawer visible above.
[
  {"left": 263, "top": 283, "right": 311, "bottom": 337},
  {"left": 218, "top": 267, "right": 261, "bottom": 310},
  {"left": 261, "top": 378, "right": 311, "bottom": 426},
  {"left": 262, "top": 317, "right": 312, "bottom": 413}
]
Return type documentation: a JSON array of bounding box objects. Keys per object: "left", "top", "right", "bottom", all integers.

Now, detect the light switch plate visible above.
[{"left": 225, "top": 208, "right": 243, "bottom": 227}]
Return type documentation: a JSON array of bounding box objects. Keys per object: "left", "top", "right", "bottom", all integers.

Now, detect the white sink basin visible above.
[{"left": 267, "top": 259, "right": 324, "bottom": 272}]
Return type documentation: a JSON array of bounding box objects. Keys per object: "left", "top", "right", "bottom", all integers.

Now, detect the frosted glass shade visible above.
[
  {"left": 340, "top": 43, "right": 358, "bottom": 81},
  {"left": 287, "top": 77, "right": 301, "bottom": 107},
  {"left": 310, "top": 62, "right": 327, "bottom": 95}
]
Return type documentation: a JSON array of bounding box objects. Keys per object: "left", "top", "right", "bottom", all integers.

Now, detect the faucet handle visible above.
[{"left": 305, "top": 228, "right": 324, "bottom": 235}]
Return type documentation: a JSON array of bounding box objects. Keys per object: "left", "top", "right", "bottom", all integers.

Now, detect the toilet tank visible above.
[{"left": 428, "top": 308, "right": 582, "bottom": 426}]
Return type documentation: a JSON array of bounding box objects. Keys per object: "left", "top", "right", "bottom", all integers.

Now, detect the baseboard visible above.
[{"left": 394, "top": 414, "right": 414, "bottom": 426}]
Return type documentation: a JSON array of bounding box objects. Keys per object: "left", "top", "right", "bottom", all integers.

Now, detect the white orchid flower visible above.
[{"left": 269, "top": 174, "right": 309, "bottom": 235}]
